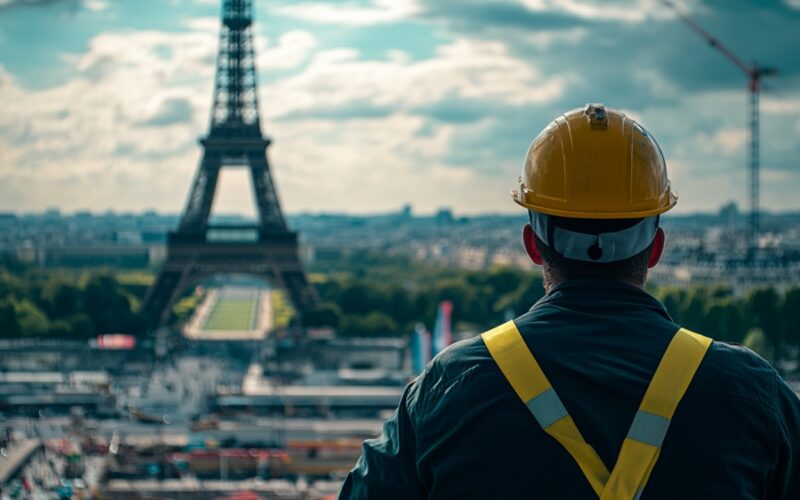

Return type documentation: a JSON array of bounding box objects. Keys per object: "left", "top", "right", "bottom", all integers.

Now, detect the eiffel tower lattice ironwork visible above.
[{"left": 142, "top": 0, "right": 317, "bottom": 325}]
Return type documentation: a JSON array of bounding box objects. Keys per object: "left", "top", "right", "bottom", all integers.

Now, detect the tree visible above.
[
  {"left": 0, "top": 268, "right": 23, "bottom": 301},
  {"left": 704, "top": 301, "right": 744, "bottom": 343},
  {"left": 431, "top": 278, "right": 482, "bottom": 325},
  {"left": 681, "top": 287, "right": 711, "bottom": 333},
  {"left": 339, "top": 283, "right": 379, "bottom": 315},
  {"left": 743, "top": 328, "right": 772, "bottom": 362},
  {"left": 657, "top": 287, "right": 687, "bottom": 323},
  {"left": 0, "top": 298, "right": 21, "bottom": 338},
  {"left": 47, "top": 319, "right": 72, "bottom": 338},
  {"left": 481, "top": 267, "right": 523, "bottom": 296},
  {"left": 305, "top": 303, "right": 342, "bottom": 328},
  {"left": 339, "top": 312, "right": 399, "bottom": 337},
  {"left": 781, "top": 288, "right": 800, "bottom": 349},
  {"left": 69, "top": 314, "right": 95, "bottom": 338},
  {"left": 315, "top": 278, "right": 344, "bottom": 304},
  {"left": 41, "top": 281, "right": 82, "bottom": 319},
  {"left": 509, "top": 274, "right": 546, "bottom": 315},
  {"left": 709, "top": 285, "right": 734, "bottom": 300},
  {"left": 384, "top": 286, "right": 414, "bottom": 327},
  {"left": 747, "top": 287, "right": 782, "bottom": 357},
  {"left": 15, "top": 299, "right": 49, "bottom": 337},
  {"left": 83, "top": 274, "right": 141, "bottom": 333}
]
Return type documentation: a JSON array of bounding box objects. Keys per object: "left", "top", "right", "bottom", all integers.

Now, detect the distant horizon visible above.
[{"left": 4, "top": 203, "right": 799, "bottom": 219}]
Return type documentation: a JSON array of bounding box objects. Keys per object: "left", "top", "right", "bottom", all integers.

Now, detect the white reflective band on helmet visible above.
[
  {"left": 529, "top": 211, "right": 659, "bottom": 263},
  {"left": 525, "top": 388, "right": 569, "bottom": 428}
]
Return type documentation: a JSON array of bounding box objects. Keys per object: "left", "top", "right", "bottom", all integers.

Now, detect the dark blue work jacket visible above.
[{"left": 338, "top": 278, "right": 800, "bottom": 499}]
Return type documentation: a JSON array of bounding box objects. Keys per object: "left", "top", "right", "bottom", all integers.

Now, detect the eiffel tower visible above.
[{"left": 142, "top": 0, "right": 317, "bottom": 325}]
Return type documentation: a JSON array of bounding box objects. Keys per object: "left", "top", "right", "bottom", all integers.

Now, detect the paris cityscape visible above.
[{"left": 2, "top": 0, "right": 800, "bottom": 498}]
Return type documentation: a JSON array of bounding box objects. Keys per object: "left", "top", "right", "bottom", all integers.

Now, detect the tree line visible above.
[
  {"left": 658, "top": 285, "right": 800, "bottom": 364},
  {"left": 309, "top": 266, "right": 799, "bottom": 349},
  {"left": 305, "top": 253, "right": 800, "bottom": 366},
  {"left": 0, "top": 263, "right": 147, "bottom": 340},
  {"left": 0, "top": 252, "right": 798, "bottom": 367}
]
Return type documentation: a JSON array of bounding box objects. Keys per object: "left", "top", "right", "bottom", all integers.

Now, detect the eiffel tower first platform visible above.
[{"left": 142, "top": 0, "right": 317, "bottom": 325}]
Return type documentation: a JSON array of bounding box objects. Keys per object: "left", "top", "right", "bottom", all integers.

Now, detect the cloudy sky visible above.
[{"left": 0, "top": 0, "right": 798, "bottom": 217}]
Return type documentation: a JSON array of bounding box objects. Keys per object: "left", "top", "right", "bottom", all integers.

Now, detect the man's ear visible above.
[
  {"left": 523, "top": 224, "right": 543, "bottom": 265},
  {"left": 647, "top": 227, "right": 666, "bottom": 269}
]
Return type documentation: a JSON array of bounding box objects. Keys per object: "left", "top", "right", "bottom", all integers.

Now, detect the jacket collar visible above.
[{"left": 531, "top": 277, "right": 673, "bottom": 321}]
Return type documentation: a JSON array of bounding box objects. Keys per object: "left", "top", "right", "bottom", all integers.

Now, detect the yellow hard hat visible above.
[{"left": 512, "top": 104, "right": 677, "bottom": 219}]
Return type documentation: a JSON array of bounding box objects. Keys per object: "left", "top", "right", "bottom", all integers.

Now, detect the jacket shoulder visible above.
[
  {"left": 425, "top": 334, "right": 494, "bottom": 386},
  {"left": 411, "top": 333, "right": 499, "bottom": 412},
  {"left": 410, "top": 332, "right": 509, "bottom": 439},
  {"left": 695, "top": 339, "right": 781, "bottom": 411}
]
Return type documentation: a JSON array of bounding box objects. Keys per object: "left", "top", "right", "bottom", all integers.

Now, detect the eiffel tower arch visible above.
[{"left": 142, "top": 0, "right": 317, "bottom": 325}]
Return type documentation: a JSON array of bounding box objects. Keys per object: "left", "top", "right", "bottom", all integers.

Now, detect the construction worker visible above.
[{"left": 337, "top": 105, "right": 800, "bottom": 499}]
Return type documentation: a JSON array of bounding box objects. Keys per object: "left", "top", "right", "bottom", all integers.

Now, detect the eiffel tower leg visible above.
[
  {"left": 159, "top": 269, "right": 196, "bottom": 325},
  {"left": 280, "top": 268, "right": 317, "bottom": 316},
  {"left": 249, "top": 153, "right": 286, "bottom": 231},
  {"left": 142, "top": 269, "right": 182, "bottom": 325},
  {"left": 141, "top": 260, "right": 196, "bottom": 325},
  {"left": 180, "top": 152, "right": 222, "bottom": 231},
  {"left": 253, "top": 241, "right": 317, "bottom": 320}
]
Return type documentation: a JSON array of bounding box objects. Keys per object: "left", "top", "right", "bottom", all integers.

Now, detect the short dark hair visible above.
[{"left": 533, "top": 215, "right": 654, "bottom": 286}]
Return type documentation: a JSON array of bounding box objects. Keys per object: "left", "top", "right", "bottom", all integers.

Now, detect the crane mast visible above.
[{"left": 659, "top": 0, "right": 776, "bottom": 255}]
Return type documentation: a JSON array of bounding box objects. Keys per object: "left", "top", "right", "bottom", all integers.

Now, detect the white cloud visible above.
[
  {"left": 83, "top": 0, "right": 107, "bottom": 12},
  {"left": 0, "top": 20, "right": 563, "bottom": 215},
  {"left": 268, "top": 114, "right": 511, "bottom": 214},
  {"left": 273, "top": 0, "right": 421, "bottom": 26},
  {"left": 3, "top": 1, "right": 795, "bottom": 217},
  {"left": 631, "top": 68, "right": 680, "bottom": 99},
  {"left": 762, "top": 94, "right": 800, "bottom": 115},
  {"left": 257, "top": 30, "right": 319, "bottom": 71},
  {"left": 634, "top": 89, "right": 800, "bottom": 213},
  {"left": 264, "top": 37, "right": 568, "bottom": 119},
  {"left": 710, "top": 128, "right": 748, "bottom": 155},
  {"left": 519, "top": 27, "right": 589, "bottom": 48},
  {"left": 521, "top": 0, "right": 687, "bottom": 23},
  {"left": 183, "top": 16, "right": 218, "bottom": 33},
  {"left": 386, "top": 49, "right": 411, "bottom": 64},
  {"left": 248, "top": 36, "right": 568, "bottom": 213},
  {"left": 0, "top": 25, "right": 220, "bottom": 213}
]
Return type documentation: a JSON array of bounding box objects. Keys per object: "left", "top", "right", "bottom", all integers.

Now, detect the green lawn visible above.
[{"left": 203, "top": 290, "right": 259, "bottom": 331}]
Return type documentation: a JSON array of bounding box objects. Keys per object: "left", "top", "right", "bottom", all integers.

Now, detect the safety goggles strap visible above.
[
  {"left": 600, "top": 328, "right": 712, "bottom": 500},
  {"left": 482, "top": 321, "right": 611, "bottom": 496}
]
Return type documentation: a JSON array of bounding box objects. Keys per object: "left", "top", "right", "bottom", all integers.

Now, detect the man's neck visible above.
[{"left": 542, "top": 269, "right": 645, "bottom": 294}]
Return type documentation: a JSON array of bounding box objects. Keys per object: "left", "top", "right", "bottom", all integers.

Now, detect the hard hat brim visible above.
[{"left": 512, "top": 190, "right": 678, "bottom": 220}]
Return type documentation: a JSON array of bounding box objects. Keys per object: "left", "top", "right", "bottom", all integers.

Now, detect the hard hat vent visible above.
[{"left": 584, "top": 103, "right": 608, "bottom": 130}]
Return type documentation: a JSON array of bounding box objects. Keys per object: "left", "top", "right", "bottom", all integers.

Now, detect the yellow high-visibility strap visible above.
[
  {"left": 482, "top": 321, "right": 611, "bottom": 496},
  {"left": 600, "top": 328, "right": 711, "bottom": 500},
  {"left": 482, "top": 322, "right": 712, "bottom": 500}
]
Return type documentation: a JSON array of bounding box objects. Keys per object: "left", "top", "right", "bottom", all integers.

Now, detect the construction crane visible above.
[{"left": 658, "top": 0, "right": 777, "bottom": 255}]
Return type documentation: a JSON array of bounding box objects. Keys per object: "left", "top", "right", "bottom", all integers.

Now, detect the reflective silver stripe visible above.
[
  {"left": 526, "top": 388, "right": 568, "bottom": 429},
  {"left": 634, "top": 486, "right": 644, "bottom": 500},
  {"left": 528, "top": 211, "right": 659, "bottom": 263},
  {"left": 627, "top": 410, "right": 670, "bottom": 447}
]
